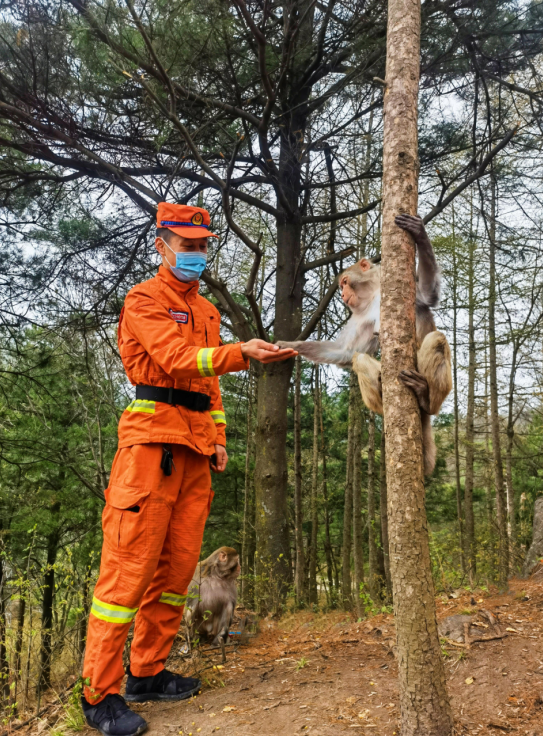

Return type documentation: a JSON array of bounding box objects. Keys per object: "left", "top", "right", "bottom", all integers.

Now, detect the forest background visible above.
[{"left": 0, "top": 0, "right": 543, "bottom": 723}]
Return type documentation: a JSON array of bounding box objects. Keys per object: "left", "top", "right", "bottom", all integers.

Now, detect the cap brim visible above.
[{"left": 166, "top": 226, "right": 219, "bottom": 239}]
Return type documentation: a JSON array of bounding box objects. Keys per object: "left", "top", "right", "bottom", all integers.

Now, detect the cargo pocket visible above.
[{"left": 103, "top": 486, "right": 151, "bottom": 558}]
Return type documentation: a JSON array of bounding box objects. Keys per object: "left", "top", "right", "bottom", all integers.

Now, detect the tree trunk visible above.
[
  {"left": 522, "top": 496, "right": 543, "bottom": 577},
  {"left": 487, "top": 172, "right": 509, "bottom": 588},
  {"left": 380, "top": 432, "right": 392, "bottom": 600},
  {"left": 242, "top": 368, "right": 256, "bottom": 607},
  {"left": 254, "top": 115, "right": 306, "bottom": 605},
  {"left": 320, "top": 393, "right": 335, "bottom": 606},
  {"left": 367, "top": 412, "right": 380, "bottom": 602},
  {"left": 464, "top": 225, "right": 477, "bottom": 585},
  {"left": 451, "top": 220, "right": 466, "bottom": 574},
  {"left": 352, "top": 379, "right": 365, "bottom": 618},
  {"left": 341, "top": 374, "right": 356, "bottom": 608},
  {"left": 39, "top": 525, "right": 59, "bottom": 692},
  {"left": 505, "top": 348, "right": 518, "bottom": 562},
  {"left": 293, "top": 356, "right": 305, "bottom": 604},
  {"left": 0, "top": 550, "right": 10, "bottom": 704},
  {"left": 309, "top": 366, "right": 320, "bottom": 605},
  {"left": 379, "top": 0, "right": 453, "bottom": 729}
]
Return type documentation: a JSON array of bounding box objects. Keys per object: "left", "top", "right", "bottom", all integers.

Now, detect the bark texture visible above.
[
  {"left": 367, "top": 412, "right": 380, "bottom": 601},
  {"left": 380, "top": 432, "right": 392, "bottom": 600},
  {"left": 380, "top": 0, "right": 453, "bottom": 730}
]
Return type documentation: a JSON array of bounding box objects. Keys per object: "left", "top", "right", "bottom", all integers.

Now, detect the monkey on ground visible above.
[
  {"left": 278, "top": 214, "right": 452, "bottom": 475},
  {"left": 184, "top": 546, "right": 241, "bottom": 648}
]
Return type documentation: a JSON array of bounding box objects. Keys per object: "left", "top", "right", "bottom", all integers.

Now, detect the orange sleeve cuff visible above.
[{"left": 214, "top": 425, "right": 227, "bottom": 446}]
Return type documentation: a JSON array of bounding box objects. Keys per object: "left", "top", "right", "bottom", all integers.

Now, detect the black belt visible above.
[{"left": 136, "top": 385, "right": 211, "bottom": 412}]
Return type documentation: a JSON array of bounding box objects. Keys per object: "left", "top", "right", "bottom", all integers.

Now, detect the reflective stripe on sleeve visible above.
[
  {"left": 126, "top": 399, "right": 156, "bottom": 414},
  {"left": 210, "top": 410, "right": 226, "bottom": 426},
  {"left": 159, "top": 591, "right": 186, "bottom": 607},
  {"left": 90, "top": 596, "right": 138, "bottom": 624},
  {"left": 197, "top": 348, "right": 216, "bottom": 377}
]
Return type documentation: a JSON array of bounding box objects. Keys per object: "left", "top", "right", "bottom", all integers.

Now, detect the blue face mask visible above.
[{"left": 164, "top": 241, "right": 207, "bottom": 282}]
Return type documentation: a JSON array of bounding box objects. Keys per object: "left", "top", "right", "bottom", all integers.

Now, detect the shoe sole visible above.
[
  {"left": 85, "top": 716, "right": 148, "bottom": 736},
  {"left": 125, "top": 684, "right": 201, "bottom": 703}
]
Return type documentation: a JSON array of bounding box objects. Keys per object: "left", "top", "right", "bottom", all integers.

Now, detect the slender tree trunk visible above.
[
  {"left": 464, "top": 227, "right": 477, "bottom": 584},
  {"left": 379, "top": 0, "right": 453, "bottom": 729},
  {"left": 484, "top": 338, "right": 497, "bottom": 578},
  {"left": 320, "top": 391, "right": 335, "bottom": 606},
  {"left": 487, "top": 172, "right": 509, "bottom": 588},
  {"left": 0, "top": 550, "right": 10, "bottom": 704},
  {"left": 309, "top": 366, "right": 320, "bottom": 605},
  {"left": 352, "top": 380, "right": 365, "bottom": 618},
  {"left": 13, "top": 592, "right": 26, "bottom": 704},
  {"left": 505, "top": 349, "right": 518, "bottom": 562},
  {"left": 380, "top": 432, "right": 392, "bottom": 600},
  {"left": 367, "top": 412, "right": 379, "bottom": 601},
  {"left": 342, "top": 374, "right": 356, "bottom": 608},
  {"left": 242, "top": 368, "right": 256, "bottom": 607},
  {"left": 39, "top": 525, "right": 59, "bottom": 692},
  {"left": 451, "top": 220, "right": 466, "bottom": 574},
  {"left": 293, "top": 356, "right": 305, "bottom": 604}
]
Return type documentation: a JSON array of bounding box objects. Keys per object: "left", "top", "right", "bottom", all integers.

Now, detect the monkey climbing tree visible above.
[{"left": 379, "top": 0, "right": 454, "bottom": 734}]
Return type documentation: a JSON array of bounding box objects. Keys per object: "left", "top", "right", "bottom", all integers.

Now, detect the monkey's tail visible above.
[{"left": 421, "top": 411, "right": 436, "bottom": 476}]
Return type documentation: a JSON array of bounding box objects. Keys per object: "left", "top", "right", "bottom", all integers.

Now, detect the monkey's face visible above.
[
  {"left": 339, "top": 259, "right": 379, "bottom": 311},
  {"left": 217, "top": 550, "right": 241, "bottom": 580}
]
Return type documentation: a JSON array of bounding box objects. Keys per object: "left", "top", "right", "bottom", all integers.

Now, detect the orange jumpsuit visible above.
[{"left": 83, "top": 264, "right": 248, "bottom": 703}]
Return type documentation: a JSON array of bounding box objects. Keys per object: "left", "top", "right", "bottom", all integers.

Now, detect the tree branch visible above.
[
  {"left": 302, "top": 198, "right": 381, "bottom": 224},
  {"left": 303, "top": 246, "right": 356, "bottom": 272},
  {"left": 423, "top": 127, "right": 517, "bottom": 224}
]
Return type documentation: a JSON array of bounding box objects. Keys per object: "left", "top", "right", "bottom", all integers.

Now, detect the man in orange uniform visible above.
[{"left": 81, "top": 202, "right": 296, "bottom": 736}]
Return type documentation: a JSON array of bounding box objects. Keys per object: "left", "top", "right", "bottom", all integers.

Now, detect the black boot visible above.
[
  {"left": 81, "top": 694, "right": 147, "bottom": 736},
  {"left": 125, "top": 668, "right": 201, "bottom": 702}
]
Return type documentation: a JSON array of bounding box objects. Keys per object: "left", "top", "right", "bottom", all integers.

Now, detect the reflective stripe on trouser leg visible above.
[
  {"left": 159, "top": 592, "right": 186, "bottom": 606},
  {"left": 91, "top": 597, "right": 138, "bottom": 624}
]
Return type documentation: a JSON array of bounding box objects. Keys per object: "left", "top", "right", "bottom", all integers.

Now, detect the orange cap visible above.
[{"left": 156, "top": 202, "right": 219, "bottom": 239}]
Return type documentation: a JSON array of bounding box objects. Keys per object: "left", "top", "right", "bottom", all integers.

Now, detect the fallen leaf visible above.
[
  {"left": 222, "top": 706, "right": 236, "bottom": 712},
  {"left": 465, "top": 677, "right": 474, "bottom": 685}
]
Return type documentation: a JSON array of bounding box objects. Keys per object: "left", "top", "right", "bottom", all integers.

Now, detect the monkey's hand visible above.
[
  {"left": 241, "top": 339, "right": 297, "bottom": 363},
  {"left": 394, "top": 214, "right": 430, "bottom": 247},
  {"left": 398, "top": 369, "right": 431, "bottom": 414},
  {"left": 277, "top": 340, "right": 354, "bottom": 367}
]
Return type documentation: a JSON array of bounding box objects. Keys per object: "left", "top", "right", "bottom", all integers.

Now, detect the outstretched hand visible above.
[
  {"left": 395, "top": 214, "right": 429, "bottom": 244},
  {"left": 241, "top": 339, "right": 298, "bottom": 364}
]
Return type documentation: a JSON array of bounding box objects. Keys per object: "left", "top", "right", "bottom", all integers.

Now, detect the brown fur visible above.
[
  {"left": 353, "top": 353, "right": 383, "bottom": 414},
  {"left": 353, "top": 330, "right": 452, "bottom": 475},
  {"left": 184, "top": 546, "right": 240, "bottom": 647}
]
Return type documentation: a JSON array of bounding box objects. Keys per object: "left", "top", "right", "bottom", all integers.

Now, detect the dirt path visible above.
[{"left": 71, "top": 574, "right": 543, "bottom": 735}]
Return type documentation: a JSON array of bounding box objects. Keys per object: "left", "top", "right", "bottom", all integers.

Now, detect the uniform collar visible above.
[{"left": 157, "top": 265, "right": 200, "bottom": 299}]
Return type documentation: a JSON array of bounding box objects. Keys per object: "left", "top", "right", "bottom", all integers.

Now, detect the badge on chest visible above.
[{"left": 169, "top": 308, "right": 189, "bottom": 324}]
